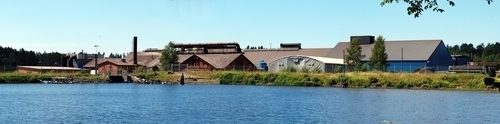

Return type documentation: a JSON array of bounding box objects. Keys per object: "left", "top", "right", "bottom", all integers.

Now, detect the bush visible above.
[{"left": 484, "top": 77, "right": 495, "bottom": 86}]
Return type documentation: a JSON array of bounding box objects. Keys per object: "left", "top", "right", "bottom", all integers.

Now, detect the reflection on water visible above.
[{"left": 0, "top": 84, "right": 499, "bottom": 123}]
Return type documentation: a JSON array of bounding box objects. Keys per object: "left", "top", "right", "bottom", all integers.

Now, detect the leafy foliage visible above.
[
  {"left": 0, "top": 46, "right": 62, "bottom": 72},
  {"left": 160, "top": 41, "right": 179, "bottom": 71},
  {"left": 108, "top": 53, "right": 125, "bottom": 58},
  {"left": 447, "top": 42, "right": 500, "bottom": 62},
  {"left": 368, "top": 35, "right": 389, "bottom": 71},
  {"left": 380, "top": 0, "right": 493, "bottom": 18},
  {"left": 345, "top": 37, "right": 365, "bottom": 72}
]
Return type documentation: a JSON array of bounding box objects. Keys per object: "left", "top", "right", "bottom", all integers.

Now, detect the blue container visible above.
[{"left": 259, "top": 60, "right": 268, "bottom": 71}]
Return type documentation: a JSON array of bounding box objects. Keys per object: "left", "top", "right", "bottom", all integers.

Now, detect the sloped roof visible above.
[
  {"left": 83, "top": 58, "right": 133, "bottom": 68},
  {"left": 145, "top": 54, "right": 194, "bottom": 68},
  {"left": 145, "top": 57, "right": 161, "bottom": 68},
  {"left": 195, "top": 54, "right": 243, "bottom": 69},
  {"left": 269, "top": 55, "right": 345, "bottom": 65},
  {"left": 327, "top": 40, "right": 443, "bottom": 61},
  {"left": 123, "top": 52, "right": 161, "bottom": 66},
  {"left": 307, "top": 56, "right": 345, "bottom": 65},
  {"left": 101, "top": 59, "right": 134, "bottom": 66},
  {"left": 243, "top": 48, "right": 333, "bottom": 67},
  {"left": 18, "top": 66, "right": 86, "bottom": 71},
  {"left": 83, "top": 59, "right": 105, "bottom": 68}
]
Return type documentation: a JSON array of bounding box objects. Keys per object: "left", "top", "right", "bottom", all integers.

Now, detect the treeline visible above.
[
  {"left": 246, "top": 45, "right": 265, "bottom": 49},
  {"left": 446, "top": 43, "right": 500, "bottom": 62},
  {"left": 0, "top": 46, "right": 63, "bottom": 71},
  {"left": 108, "top": 53, "right": 126, "bottom": 58}
]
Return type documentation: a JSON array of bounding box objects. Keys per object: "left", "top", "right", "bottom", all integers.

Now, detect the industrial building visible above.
[
  {"left": 267, "top": 55, "right": 344, "bottom": 73},
  {"left": 451, "top": 55, "right": 472, "bottom": 65},
  {"left": 243, "top": 43, "right": 335, "bottom": 70},
  {"left": 328, "top": 35, "right": 454, "bottom": 72},
  {"left": 62, "top": 35, "right": 460, "bottom": 73},
  {"left": 17, "top": 66, "right": 88, "bottom": 74}
]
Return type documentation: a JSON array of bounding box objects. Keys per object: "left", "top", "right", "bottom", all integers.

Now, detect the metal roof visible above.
[
  {"left": 327, "top": 40, "right": 443, "bottom": 61},
  {"left": 17, "top": 66, "right": 85, "bottom": 70},
  {"left": 306, "top": 56, "right": 345, "bottom": 65},
  {"left": 269, "top": 55, "right": 345, "bottom": 65},
  {"left": 195, "top": 54, "right": 243, "bottom": 69},
  {"left": 244, "top": 48, "right": 334, "bottom": 68}
]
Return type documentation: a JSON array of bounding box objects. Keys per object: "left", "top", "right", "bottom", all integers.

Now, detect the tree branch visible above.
[{"left": 381, "top": 0, "right": 493, "bottom": 18}]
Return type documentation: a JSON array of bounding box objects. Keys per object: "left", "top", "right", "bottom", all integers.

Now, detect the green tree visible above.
[
  {"left": 368, "top": 35, "right": 389, "bottom": 71},
  {"left": 160, "top": 41, "right": 179, "bottom": 71},
  {"left": 380, "top": 0, "right": 493, "bottom": 18},
  {"left": 345, "top": 37, "right": 365, "bottom": 71}
]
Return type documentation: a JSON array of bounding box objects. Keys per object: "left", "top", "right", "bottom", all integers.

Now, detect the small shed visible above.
[{"left": 267, "top": 55, "right": 344, "bottom": 73}]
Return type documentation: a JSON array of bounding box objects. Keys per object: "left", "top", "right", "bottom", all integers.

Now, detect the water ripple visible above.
[{"left": 0, "top": 84, "right": 499, "bottom": 123}]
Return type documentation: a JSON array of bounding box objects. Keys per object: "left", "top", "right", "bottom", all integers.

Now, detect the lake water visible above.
[{"left": 0, "top": 84, "right": 499, "bottom": 124}]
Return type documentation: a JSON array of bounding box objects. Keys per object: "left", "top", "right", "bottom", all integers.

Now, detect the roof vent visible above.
[
  {"left": 350, "top": 35, "right": 375, "bottom": 45},
  {"left": 280, "top": 43, "right": 301, "bottom": 49}
]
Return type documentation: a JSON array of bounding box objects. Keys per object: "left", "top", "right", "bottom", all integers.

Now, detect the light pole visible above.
[{"left": 94, "top": 45, "right": 99, "bottom": 75}]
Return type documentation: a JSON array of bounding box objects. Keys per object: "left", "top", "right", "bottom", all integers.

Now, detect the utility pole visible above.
[
  {"left": 343, "top": 49, "right": 346, "bottom": 75},
  {"left": 401, "top": 48, "right": 403, "bottom": 72},
  {"left": 94, "top": 45, "right": 99, "bottom": 75}
]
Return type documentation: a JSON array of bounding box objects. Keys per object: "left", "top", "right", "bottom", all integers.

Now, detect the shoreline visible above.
[
  {"left": 214, "top": 71, "right": 497, "bottom": 91},
  {"left": 2, "top": 71, "right": 499, "bottom": 92}
]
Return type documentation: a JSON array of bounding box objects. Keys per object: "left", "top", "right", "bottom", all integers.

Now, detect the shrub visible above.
[{"left": 484, "top": 77, "right": 495, "bottom": 86}]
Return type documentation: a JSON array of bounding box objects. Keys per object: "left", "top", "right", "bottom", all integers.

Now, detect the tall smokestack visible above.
[{"left": 133, "top": 36, "right": 138, "bottom": 65}]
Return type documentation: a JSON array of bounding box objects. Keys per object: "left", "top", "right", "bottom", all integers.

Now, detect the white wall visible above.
[{"left": 268, "top": 56, "right": 325, "bottom": 72}]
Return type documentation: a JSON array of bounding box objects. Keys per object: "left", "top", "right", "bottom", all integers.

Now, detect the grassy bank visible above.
[
  {"left": 133, "top": 71, "right": 218, "bottom": 83},
  {"left": 0, "top": 72, "right": 108, "bottom": 83},
  {"left": 214, "top": 71, "right": 490, "bottom": 90},
  {"left": 134, "top": 71, "right": 179, "bottom": 81}
]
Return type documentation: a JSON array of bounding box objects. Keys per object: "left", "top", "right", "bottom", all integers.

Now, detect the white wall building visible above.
[{"left": 267, "top": 55, "right": 345, "bottom": 73}]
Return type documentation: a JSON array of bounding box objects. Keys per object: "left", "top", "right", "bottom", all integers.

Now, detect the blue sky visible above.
[{"left": 0, "top": 0, "right": 498, "bottom": 55}]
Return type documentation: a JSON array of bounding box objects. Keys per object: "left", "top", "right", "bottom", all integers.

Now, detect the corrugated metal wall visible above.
[
  {"left": 363, "top": 61, "right": 427, "bottom": 72},
  {"left": 427, "top": 42, "right": 454, "bottom": 71},
  {"left": 455, "top": 57, "right": 471, "bottom": 65}
]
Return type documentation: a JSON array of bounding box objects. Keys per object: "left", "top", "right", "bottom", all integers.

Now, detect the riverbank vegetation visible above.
[
  {"left": 0, "top": 72, "right": 107, "bottom": 83},
  {"left": 134, "top": 71, "right": 179, "bottom": 81},
  {"left": 215, "top": 71, "right": 491, "bottom": 90}
]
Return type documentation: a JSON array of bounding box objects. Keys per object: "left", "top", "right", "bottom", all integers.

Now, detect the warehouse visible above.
[
  {"left": 17, "top": 66, "right": 88, "bottom": 74},
  {"left": 267, "top": 55, "right": 344, "bottom": 73},
  {"left": 328, "top": 35, "right": 454, "bottom": 72}
]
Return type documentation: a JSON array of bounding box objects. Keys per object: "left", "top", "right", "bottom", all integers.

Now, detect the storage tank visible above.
[{"left": 259, "top": 60, "right": 268, "bottom": 71}]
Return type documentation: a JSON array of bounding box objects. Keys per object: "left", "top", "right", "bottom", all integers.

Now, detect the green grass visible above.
[
  {"left": 213, "top": 71, "right": 490, "bottom": 90},
  {"left": 0, "top": 72, "right": 108, "bottom": 83},
  {"left": 134, "top": 71, "right": 180, "bottom": 82}
]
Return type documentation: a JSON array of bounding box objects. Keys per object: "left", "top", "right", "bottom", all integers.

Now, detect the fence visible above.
[{"left": 338, "top": 65, "right": 485, "bottom": 73}]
